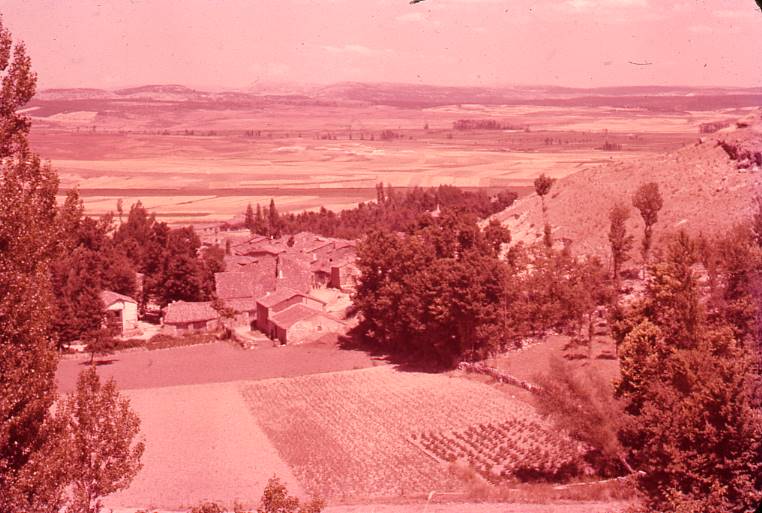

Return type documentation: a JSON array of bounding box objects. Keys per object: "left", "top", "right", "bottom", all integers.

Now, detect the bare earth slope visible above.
[{"left": 493, "top": 110, "right": 762, "bottom": 260}]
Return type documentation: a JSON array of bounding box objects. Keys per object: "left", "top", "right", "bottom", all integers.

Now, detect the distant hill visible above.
[
  {"left": 32, "top": 82, "right": 762, "bottom": 111},
  {"left": 492, "top": 109, "right": 762, "bottom": 261}
]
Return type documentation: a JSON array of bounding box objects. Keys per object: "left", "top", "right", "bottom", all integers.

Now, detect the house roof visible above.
[
  {"left": 224, "top": 297, "right": 259, "bottom": 313},
  {"left": 164, "top": 301, "right": 219, "bottom": 324},
  {"left": 257, "top": 287, "right": 327, "bottom": 308},
  {"left": 269, "top": 303, "right": 323, "bottom": 329},
  {"left": 256, "top": 288, "right": 303, "bottom": 308},
  {"left": 215, "top": 266, "right": 276, "bottom": 300},
  {"left": 223, "top": 255, "right": 259, "bottom": 270},
  {"left": 100, "top": 290, "right": 137, "bottom": 306}
]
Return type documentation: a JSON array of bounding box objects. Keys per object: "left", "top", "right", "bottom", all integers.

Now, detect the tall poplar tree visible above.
[{"left": 0, "top": 18, "right": 69, "bottom": 508}]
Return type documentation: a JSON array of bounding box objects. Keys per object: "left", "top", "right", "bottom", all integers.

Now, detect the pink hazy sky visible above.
[{"left": 2, "top": 0, "right": 760, "bottom": 89}]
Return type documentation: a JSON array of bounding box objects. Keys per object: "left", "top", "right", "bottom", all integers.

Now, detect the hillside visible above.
[{"left": 493, "top": 109, "right": 762, "bottom": 261}]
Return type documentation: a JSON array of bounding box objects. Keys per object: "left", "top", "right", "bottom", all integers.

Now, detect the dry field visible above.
[
  {"left": 103, "top": 381, "right": 302, "bottom": 510},
  {"left": 26, "top": 96, "right": 744, "bottom": 226},
  {"left": 56, "top": 342, "right": 628, "bottom": 511},
  {"left": 242, "top": 366, "right": 580, "bottom": 502},
  {"left": 56, "top": 339, "right": 379, "bottom": 393}
]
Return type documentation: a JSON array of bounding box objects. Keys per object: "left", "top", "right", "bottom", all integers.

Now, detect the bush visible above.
[{"left": 188, "top": 502, "right": 225, "bottom": 513}]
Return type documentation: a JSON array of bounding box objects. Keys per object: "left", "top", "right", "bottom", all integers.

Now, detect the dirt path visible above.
[
  {"left": 56, "top": 340, "right": 381, "bottom": 393},
  {"left": 109, "top": 500, "right": 629, "bottom": 513}
]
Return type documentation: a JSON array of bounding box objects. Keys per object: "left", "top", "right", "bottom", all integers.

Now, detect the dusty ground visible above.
[
  {"left": 103, "top": 381, "right": 302, "bottom": 510},
  {"left": 110, "top": 501, "right": 629, "bottom": 513},
  {"left": 56, "top": 339, "right": 381, "bottom": 393}
]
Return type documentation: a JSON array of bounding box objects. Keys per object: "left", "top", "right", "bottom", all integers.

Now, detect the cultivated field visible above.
[
  {"left": 242, "top": 366, "right": 581, "bottom": 502},
  {"left": 56, "top": 338, "right": 628, "bottom": 511},
  {"left": 28, "top": 85, "right": 754, "bottom": 226}
]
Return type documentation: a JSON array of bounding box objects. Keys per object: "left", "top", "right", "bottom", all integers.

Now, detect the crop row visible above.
[{"left": 412, "top": 419, "right": 584, "bottom": 483}]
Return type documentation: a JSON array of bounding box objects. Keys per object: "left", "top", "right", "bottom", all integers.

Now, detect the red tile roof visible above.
[
  {"left": 163, "top": 301, "right": 219, "bottom": 324},
  {"left": 256, "top": 288, "right": 303, "bottom": 308},
  {"left": 224, "top": 298, "right": 259, "bottom": 313},
  {"left": 269, "top": 303, "right": 323, "bottom": 329},
  {"left": 215, "top": 270, "right": 276, "bottom": 300},
  {"left": 100, "top": 290, "right": 137, "bottom": 306}
]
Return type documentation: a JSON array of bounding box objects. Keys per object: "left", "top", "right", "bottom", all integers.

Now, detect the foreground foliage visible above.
[
  {"left": 0, "top": 18, "right": 144, "bottom": 512},
  {"left": 615, "top": 231, "right": 762, "bottom": 512}
]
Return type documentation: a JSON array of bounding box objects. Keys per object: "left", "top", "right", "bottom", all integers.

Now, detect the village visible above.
[{"left": 98, "top": 229, "right": 361, "bottom": 349}]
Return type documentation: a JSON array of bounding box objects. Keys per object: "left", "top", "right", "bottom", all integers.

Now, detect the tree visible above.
[
  {"left": 534, "top": 174, "right": 555, "bottom": 248},
  {"left": 632, "top": 182, "right": 663, "bottom": 265},
  {"left": 258, "top": 476, "right": 323, "bottom": 513},
  {"left": 200, "top": 245, "right": 226, "bottom": 299},
  {"left": 155, "top": 227, "right": 204, "bottom": 306},
  {"left": 534, "top": 358, "right": 632, "bottom": 477},
  {"left": 51, "top": 247, "right": 107, "bottom": 348},
  {"left": 254, "top": 203, "right": 266, "bottom": 235},
  {"left": 615, "top": 232, "right": 762, "bottom": 512},
  {"left": 0, "top": 18, "right": 70, "bottom": 510},
  {"left": 483, "top": 218, "right": 511, "bottom": 257},
  {"left": 607, "top": 203, "right": 634, "bottom": 282},
  {"left": 567, "top": 256, "right": 611, "bottom": 356},
  {"left": 244, "top": 203, "right": 255, "bottom": 231},
  {"left": 753, "top": 195, "right": 762, "bottom": 248},
  {"left": 62, "top": 366, "right": 144, "bottom": 513},
  {"left": 268, "top": 199, "right": 281, "bottom": 237}
]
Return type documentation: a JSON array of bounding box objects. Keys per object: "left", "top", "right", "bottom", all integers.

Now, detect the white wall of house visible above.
[{"left": 106, "top": 300, "right": 139, "bottom": 336}]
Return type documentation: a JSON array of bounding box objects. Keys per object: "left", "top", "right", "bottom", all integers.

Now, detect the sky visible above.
[{"left": 1, "top": 0, "right": 760, "bottom": 90}]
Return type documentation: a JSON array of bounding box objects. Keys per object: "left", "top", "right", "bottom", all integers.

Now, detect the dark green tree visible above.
[
  {"left": 632, "top": 182, "right": 663, "bottom": 266},
  {"left": 615, "top": 232, "right": 762, "bottom": 512},
  {"left": 483, "top": 218, "right": 511, "bottom": 257},
  {"left": 268, "top": 199, "right": 281, "bottom": 237},
  {"left": 257, "top": 475, "right": 323, "bottom": 513},
  {"left": 534, "top": 173, "right": 555, "bottom": 248},
  {"left": 608, "top": 203, "right": 634, "bottom": 283},
  {"left": 63, "top": 367, "right": 144, "bottom": 513},
  {"left": 244, "top": 202, "right": 255, "bottom": 231},
  {"left": 0, "top": 19, "right": 70, "bottom": 509}
]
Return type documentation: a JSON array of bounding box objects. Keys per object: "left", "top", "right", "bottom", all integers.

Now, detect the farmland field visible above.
[
  {"left": 56, "top": 333, "right": 627, "bottom": 511},
  {"left": 27, "top": 88, "right": 755, "bottom": 226},
  {"left": 242, "top": 366, "right": 581, "bottom": 501}
]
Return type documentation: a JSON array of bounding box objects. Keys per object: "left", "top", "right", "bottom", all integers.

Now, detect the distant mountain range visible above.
[{"left": 33, "top": 82, "right": 762, "bottom": 111}]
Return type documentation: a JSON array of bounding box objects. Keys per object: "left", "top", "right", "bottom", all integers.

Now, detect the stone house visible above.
[
  {"left": 162, "top": 301, "right": 219, "bottom": 336},
  {"left": 255, "top": 288, "right": 326, "bottom": 337},
  {"left": 269, "top": 303, "right": 347, "bottom": 344}
]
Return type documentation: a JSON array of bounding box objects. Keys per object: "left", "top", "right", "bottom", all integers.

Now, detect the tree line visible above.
[{"left": 241, "top": 183, "right": 518, "bottom": 239}]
